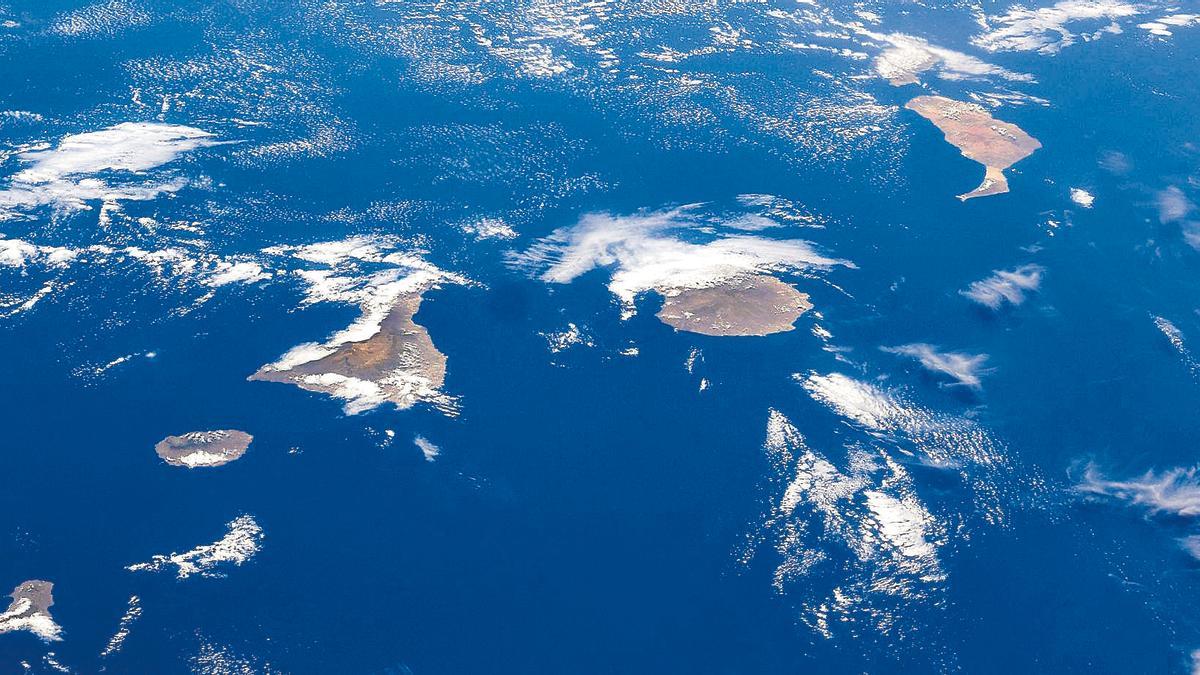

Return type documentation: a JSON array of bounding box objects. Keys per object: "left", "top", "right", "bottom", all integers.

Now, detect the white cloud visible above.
[
  {"left": 13, "top": 123, "right": 214, "bottom": 183},
  {"left": 262, "top": 268, "right": 443, "bottom": 361},
  {"left": 542, "top": 322, "right": 594, "bottom": 353},
  {"left": 414, "top": 435, "right": 440, "bottom": 462},
  {"left": 1082, "top": 464, "right": 1200, "bottom": 556},
  {"left": 204, "top": 260, "right": 270, "bottom": 287},
  {"left": 99, "top": 595, "right": 141, "bottom": 659},
  {"left": 797, "top": 371, "right": 1008, "bottom": 474},
  {"left": 0, "top": 236, "right": 70, "bottom": 267},
  {"left": 868, "top": 32, "right": 1033, "bottom": 85},
  {"left": 0, "top": 234, "right": 270, "bottom": 307},
  {"left": 190, "top": 635, "right": 271, "bottom": 675},
  {"left": 0, "top": 110, "right": 44, "bottom": 124},
  {"left": 0, "top": 123, "right": 221, "bottom": 220},
  {"left": 961, "top": 264, "right": 1045, "bottom": 309},
  {"left": 1181, "top": 536, "right": 1200, "bottom": 561},
  {"left": 747, "top": 409, "right": 945, "bottom": 636},
  {"left": 968, "top": 90, "right": 1052, "bottom": 108},
  {"left": 0, "top": 599, "right": 62, "bottom": 642},
  {"left": 1157, "top": 186, "right": 1194, "bottom": 223},
  {"left": 512, "top": 207, "right": 848, "bottom": 318},
  {"left": 262, "top": 235, "right": 467, "bottom": 312},
  {"left": 1070, "top": 187, "right": 1095, "bottom": 207},
  {"left": 1079, "top": 464, "right": 1200, "bottom": 517},
  {"left": 51, "top": 0, "right": 149, "bottom": 37},
  {"left": 799, "top": 372, "right": 905, "bottom": 431},
  {"left": 864, "top": 489, "right": 938, "bottom": 560},
  {"left": 127, "top": 514, "right": 263, "bottom": 579},
  {"left": 1155, "top": 315, "right": 1187, "bottom": 351},
  {"left": 883, "top": 343, "right": 991, "bottom": 388},
  {"left": 1153, "top": 315, "right": 1200, "bottom": 376},
  {"left": 461, "top": 217, "right": 518, "bottom": 240},
  {"left": 1138, "top": 13, "right": 1200, "bottom": 36},
  {"left": 973, "top": 0, "right": 1142, "bottom": 54},
  {"left": 262, "top": 236, "right": 401, "bottom": 268}
]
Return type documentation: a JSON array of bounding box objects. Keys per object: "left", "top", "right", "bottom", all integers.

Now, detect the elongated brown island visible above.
[{"left": 905, "top": 95, "right": 1041, "bottom": 201}]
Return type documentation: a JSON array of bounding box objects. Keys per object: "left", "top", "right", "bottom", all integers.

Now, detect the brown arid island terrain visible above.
[
  {"left": 155, "top": 430, "right": 252, "bottom": 468},
  {"left": 905, "top": 95, "right": 1041, "bottom": 201},
  {"left": 656, "top": 275, "right": 813, "bottom": 337},
  {"left": 251, "top": 287, "right": 450, "bottom": 415},
  {"left": 0, "top": 580, "right": 60, "bottom": 642}
]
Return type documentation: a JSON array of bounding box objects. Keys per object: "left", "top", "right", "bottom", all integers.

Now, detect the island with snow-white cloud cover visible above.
[
  {"left": 0, "top": 581, "right": 61, "bottom": 642},
  {"left": 251, "top": 237, "right": 470, "bottom": 415},
  {"left": 154, "top": 430, "right": 252, "bottom": 468},
  {"left": 513, "top": 207, "right": 848, "bottom": 337}
]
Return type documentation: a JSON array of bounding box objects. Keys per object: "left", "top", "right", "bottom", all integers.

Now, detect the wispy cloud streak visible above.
[{"left": 961, "top": 264, "right": 1044, "bottom": 309}]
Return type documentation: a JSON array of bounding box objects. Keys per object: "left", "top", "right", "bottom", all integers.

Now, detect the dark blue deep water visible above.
[{"left": 3, "top": 0, "right": 1200, "bottom": 672}]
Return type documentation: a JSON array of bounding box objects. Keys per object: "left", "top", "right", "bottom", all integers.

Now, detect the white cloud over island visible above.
[{"left": 511, "top": 207, "right": 849, "bottom": 319}]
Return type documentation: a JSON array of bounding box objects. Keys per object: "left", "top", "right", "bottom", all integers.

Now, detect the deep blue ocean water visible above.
[{"left": 3, "top": 1, "right": 1200, "bottom": 672}]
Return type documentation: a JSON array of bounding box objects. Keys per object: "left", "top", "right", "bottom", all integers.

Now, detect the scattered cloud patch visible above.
[
  {"left": 883, "top": 343, "right": 991, "bottom": 388},
  {"left": 1080, "top": 464, "right": 1200, "bottom": 517},
  {"left": 1138, "top": 13, "right": 1200, "bottom": 37},
  {"left": 0, "top": 233, "right": 270, "bottom": 318},
  {"left": 797, "top": 371, "right": 1008, "bottom": 478},
  {"left": 973, "top": 0, "right": 1142, "bottom": 54},
  {"left": 0, "top": 123, "right": 222, "bottom": 221},
  {"left": 1070, "top": 187, "right": 1095, "bottom": 207},
  {"left": 542, "top": 322, "right": 594, "bottom": 353},
  {"left": 1154, "top": 315, "right": 1200, "bottom": 377},
  {"left": 461, "top": 217, "right": 518, "bottom": 241},
  {"left": 1099, "top": 151, "right": 1131, "bottom": 174},
  {"left": 50, "top": 0, "right": 149, "bottom": 38},
  {"left": 13, "top": 124, "right": 214, "bottom": 182},
  {"left": 1181, "top": 536, "right": 1200, "bottom": 560},
  {"left": 744, "top": 409, "right": 946, "bottom": 637},
  {"left": 1155, "top": 187, "right": 1200, "bottom": 247},
  {"left": 190, "top": 634, "right": 276, "bottom": 675},
  {"left": 799, "top": 372, "right": 905, "bottom": 431},
  {"left": 961, "top": 264, "right": 1045, "bottom": 309},
  {"left": 127, "top": 515, "right": 263, "bottom": 579},
  {"left": 206, "top": 260, "right": 270, "bottom": 287},
  {"left": 100, "top": 596, "right": 142, "bottom": 659},
  {"left": 0, "top": 110, "right": 44, "bottom": 125},
  {"left": 414, "top": 435, "right": 440, "bottom": 462},
  {"left": 1082, "top": 462, "right": 1200, "bottom": 560},
  {"left": 869, "top": 32, "right": 1033, "bottom": 85},
  {"left": 968, "top": 90, "right": 1051, "bottom": 108},
  {"left": 1156, "top": 186, "right": 1195, "bottom": 223}
]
